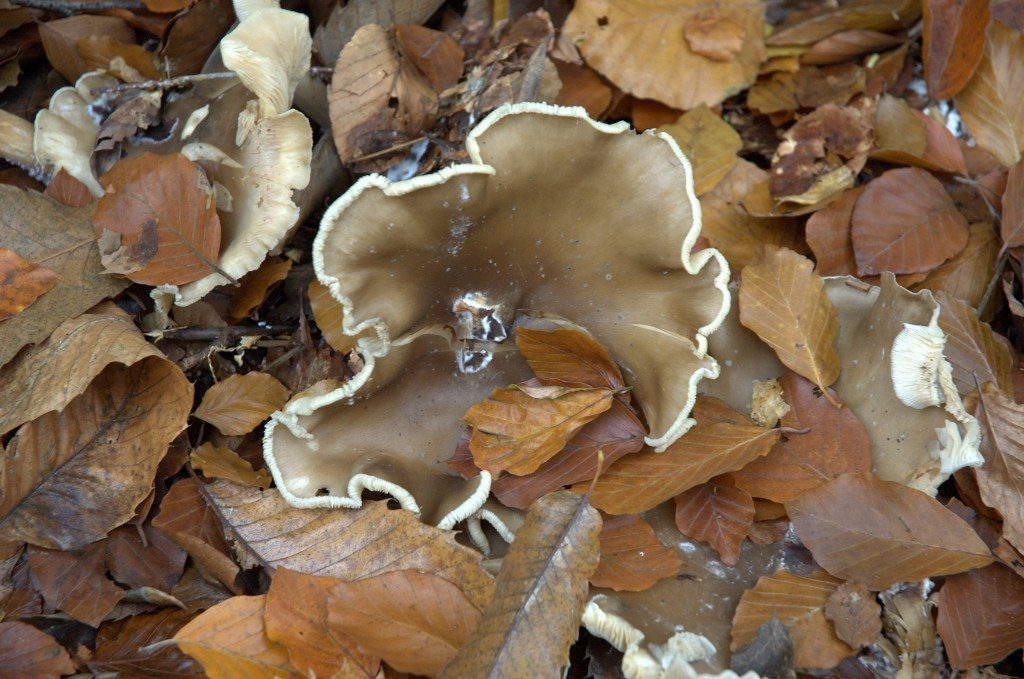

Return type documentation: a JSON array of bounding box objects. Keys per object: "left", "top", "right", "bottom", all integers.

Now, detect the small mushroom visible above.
[{"left": 0, "top": 109, "right": 37, "bottom": 171}]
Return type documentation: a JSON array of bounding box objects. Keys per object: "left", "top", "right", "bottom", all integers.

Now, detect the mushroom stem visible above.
[{"left": 0, "top": 109, "right": 36, "bottom": 170}]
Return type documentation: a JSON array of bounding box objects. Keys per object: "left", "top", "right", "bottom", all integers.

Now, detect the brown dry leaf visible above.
[
  {"left": 553, "top": 60, "right": 613, "bottom": 119},
  {"left": 194, "top": 372, "right": 291, "bottom": 436},
  {"left": 466, "top": 384, "right": 614, "bottom": 476},
  {"left": 0, "top": 620, "right": 75, "bottom": 679},
  {"left": 767, "top": 0, "right": 920, "bottom": 47},
  {"left": 394, "top": 24, "right": 464, "bottom": 92},
  {"left": 265, "top": 569, "right": 381, "bottom": 679},
  {"left": 313, "top": 0, "right": 445, "bottom": 67},
  {"left": 515, "top": 327, "right": 625, "bottom": 391},
  {"left": 327, "top": 569, "right": 481, "bottom": 676},
  {"left": 739, "top": 245, "right": 840, "bottom": 394},
  {"left": 105, "top": 524, "right": 186, "bottom": 593},
  {"left": 0, "top": 247, "right": 58, "bottom": 322},
  {"left": 923, "top": 0, "right": 990, "bottom": 99},
  {"left": 731, "top": 570, "right": 852, "bottom": 670},
  {"left": 0, "top": 187, "right": 128, "bottom": 368},
  {"left": 936, "top": 292, "right": 1014, "bottom": 396},
  {"left": 954, "top": 21, "right": 1024, "bottom": 167},
  {"left": 94, "top": 153, "right": 221, "bottom": 286},
  {"left": 77, "top": 35, "right": 161, "bottom": 80},
  {"left": 44, "top": 169, "right": 94, "bottom": 208},
  {"left": 159, "top": 0, "right": 235, "bottom": 77},
  {"left": 562, "top": 0, "right": 766, "bottom": 110},
  {"left": 441, "top": 491, "right": 601, "bottom": 678},
  {"left": 872, "top": 95, "right": 968, "bottom": 175},
  {"left": 27, "top": 543, "right": 125, "bottom": 626},
  {"left": 785, "top": 473, "right": 993, "bottom": 589},
  {"left": 585, "top": 397, "right": 781, "bottom": 514},
  {"left": 804, "top": 187, "right": 861, "bottom": 276},
  {"left": 205, "top": 482, "right": 494, "bottom": 610},
  {"left": 824, "top": 581, "right": 882, "bottom": 648},
  {"left": 90, "top": 608, "right": 201, "bottom": 678},
  {"left": 38, "top": 14, "right": 134, "bottom": 82},
  {"left": 747, "top": 64, "right": 865, "bottom": 115},
  {"left": 673, "top": 480, "right": 755, "bottom": 566},
  {"left": 730, "top": 617, "right": 795, "bottom": 679},
  {"left": 851, "top": 167, "right": 968, "bottom": 275},
  {"left": 328, "top": 23, "right": 437, "bottom": 164},
  {"left": 974, "top": 383, "right": 1024, "bottom": 555},
  {"left": 191, "top": 442, "right": 271, "bottom": 489},
  {"left": 491, "top": 398, "right": 646, "bottom": 510},
  {"left": 591, "top": 514, "right": 682, "bottom": 592},
  {"left": 1003, "top": 159, "right": 1024, "bottom": 247},
  {"left": 937, "top": 563, "right": 1024, "bottom": 668},
  {"left": 731, "top": 373, "right": 872, "bottom": 502},
  {"left": 914, "top": 222, "right": 1000, "bottom": 307},
  {"left": 800, "top": 29, "right": 902, "bottom": 65},
  {"left": 227, "top": 256, "right": 292, "bottom": 322},
  {"left": 175, "top": 595, "right": 301, "bottom": 679},
  {"left": 307, "top": 279, "right": 355, "bottom": 353},
  {"left": 659, "top": 104, "right": 742, "bottom": 196},
  {"left": 0, "top": 356, "right": 191, "bottom": 549}
]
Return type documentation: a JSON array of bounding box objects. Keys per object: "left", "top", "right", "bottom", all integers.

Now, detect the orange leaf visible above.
[
  {"left": 785, "top": 473, "right": 993, "bottom": 589},
  {"left": 0, "top": 247, "right": 58, "bottom": 322},
  {"left": 851, "top": 167, "right": 968, "bottom": 275},
  {"left": 228, "top": 256, "right": 292, "bottom": 321},
  {"left": 326, "top": 569, "right": 481, "bottom": 676},
  {"left": 43, "top": 169, "right": 93, "bottom": 208},
  {"left": 394, "top": 24, "right": 464, "bottom": 92},
  {"left": 937, "top": 563, "right": 1024, "bottom": 668},
  {"left": 673, "top": 480, "right": 754, "bottom": 566},
  {"left": 730, "top": 373, "right": 872, "bottom": 502},
  {"left": 94, "top": 152, "right": 222, "bottom": 286},
  {"left": 731, "top": 570, "right": 853, "bottom": 670},
  {"left": 466, "top": 384, "right": 614, "bottom": 476},
  {"left": 77, "top": 35, "right": 162, "bottom": 80},
  {"left": 738, "top": 245, "right": 840, "bottom": 395},
  {"left": 923, "top": 0, "right": 990, "bottom": 99},
  {"left": 194, "top": 372, "right": 291, "bottom": 436},
  {"left": 802, "top": 186, "right": 862, "bottom": 276},
  {"left": 585, "top": 397, "right": 781, "bottom": 514},
  {"left": 0, "top": 620, "right": 75, "bottom": 679},
  {"left": 591, "top": 514, "right": 683, "bottom": 591},
  {"left": 190, "top": 442, "right": 271, "bottom": 488},
  {"left": 175, "top": 595, "right": 301, "bottom": 678},
  {"left": 872, "top": 94, "right": 968, "bottom": 174},
  {"left": 974, "top": 383, "right": 1024, "bottom": 555},
  {"left": 515, "top": 327, "right": 625, "bottom": 391}
]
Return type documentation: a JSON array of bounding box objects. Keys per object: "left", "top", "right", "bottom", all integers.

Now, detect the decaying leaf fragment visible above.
[
  {"left": 824, "top": 581, "right": 882, "bottom": 648},
  {"left": 591, "top": 514, "right": 682, "bottom": 592},
  {"left": 190, "top": 442, "right": 271, "bottom": 488},
  {"left": 673, "top": 480, "right": 755, "bottom": 566}
]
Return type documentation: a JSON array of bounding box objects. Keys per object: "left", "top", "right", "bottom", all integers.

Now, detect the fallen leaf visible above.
[
  {"left": 142, "top": 0, "right": 192, "bottom": 13},
  {"left": 913, "top": 222, "right": 1000, "bottom": 307},
  {"left": 327, "top": 569, "right": 481, "bottom": 676},
  {"left": 394, "top": 24, "right": 464, "bottom": 92},
  {"left": 767, "top": 0, "right": 919, "bottom": 47},
  {"left": 28, "top": 543, "right": 125, "bottom": 626},
  {"left": 748, "top": 517, "right": 791, "bottom": 545},
  {"left": 800, "top": 28, "right": 903, "bottom": 65},
  {"left": 730, "top": 373, "right": 872, "bottom": 502},
  {"left": 562, "top": 0, "right": 766, "bottom": 110},
  {"left": 0, "top": 186, "right": 129, "bottom": 368},
  {"left": 191, "top": 442, "right": 272, "bottom": 488},
  {"left": 923, "top": 0, "right": 989, "bottom": 99},
  {"left": 515, "top": 327, "right": 625, "bottom": 391},
  {"left": 94, "top": 152, "right": 222, "bottom": 286},
  {"left": 175, "top": 595, "right": 301, "bottom": 678},
  {"left": 851, "top": 167, "right": 968, "bottom": 275},
  {"left": 466, "top": 384, "right": 614, "bottom": 476},
  {"left": 90, "top": 608, "right": 201, "bottom": 678},
  {"left": 974, "top": 383, "right": 1024, "bottom": 555},
  {"left": 205, "top": 482, "right": 494, "bottom": 610},
  {"left": 673, "top": 480, "right": 755, "bottom": 566},
  {"left": 954, "top": 21, "right": 1024, "bottom": 167},
  {"left": 0, "top": 355, "right": 191, "bottom": 549},
  {"left": 659, "top": 104, "right": 742, "bottom": 196},
  {"left": 785, "top": 473, "right": 993, "bottom": 589},
  {"left": 824, "top": 581, "right": 882, "bottom": 648},
  {"left": 194, "top": 372, "right": 291, "bottom": 436},
  {"left": 730, "top": 618, "right": 795, "bottom": 679},
  {"left": 227, "top": 256, "right": 292, "bottom": 321},
  {"left": 105, "top": 524, "right": 187, "bottom": 593},
  {"left": 491, "top": 398, "right": 646, "bottom": 510},
  {"left": 748, "top": 64, "right": 865, "bottom": 115},
  {"left": 77, "top": 35, "right": 161, "bottom": 80},
  {"left": 872, "top": 94, "right": 968, "bottom": 174},
  {"left": 172, "top": 565, "right": 232, "bottom": 614},
  {"left": 553, "top": 60, "right": 613, "bottom": 119},
  {"left": 936, "top": 292, "right": 1013, "bottom": 396},
  {"left": 38, "top": 14, "right": 134, "bottom": 82},
  {"left": 585, "top": 397, "right": 781, "bottom": 514},
  {"left": 441, "top": 491, "right": 601, "bottom": 677},
  {"left": 731, "top": 570, "right": 852, "bottom": 669},
  {"left": 0, "top": 620, "right": 75, "bottom": 679},
  {"left": 0, "top": 247, "right": 59, "bottom": 323},
  {"left": 1002, "top": 159, "right": 1024, "bottom": 247},
  {"left": 43, "top": 169, "right": 94, "bottom": 208},
  {"left": 591, "top": 514, "right": 682, "bottom": 591},
  {"left": 265, "top": 569, "right": 381, "bottom": 679},
  {"left": 313, "top": 0, "right": 445, "bottom": 66},
  {"left": 739, "top": 245, "right": 840, "bottom": 394},
  {"left": 158, "top": 0, "right": 235, "bottom": 77},
  {"left": 937, "top": 563, "right": 1024, "bottom": 668}
]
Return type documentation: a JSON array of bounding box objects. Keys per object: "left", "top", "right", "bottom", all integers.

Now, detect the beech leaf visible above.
[
  {"left": 730, "top": 618, "right": 795, "bottom": 679},
  {"left": 673, "top": 480, "right": 755, "bottom": 566},
  {"left": 974, "top": 383, "right": 1024, "bottom": 555},
  {"left": 89, "top": 608, "right": 201, "bottom": 678},
  {"left": 441, "top": 491, "right": 601, "bottom": 677},
  {"left": 785, "top": 473, "right": 993, "bottom": 589},
  {"left": 824, "top": 581, "right": 882, "bottom": 648},
  {"left": 922, "top": 0, "right": 990, "bottom": 99},
  {"left": 739, "top": 245, "right": 840, "bottom": 394},
  {"left": 27, "top": 543, "right": 125, "bottom": 626},
  {"left": 913, "top": 222, "right": 999, "bottom": 308},
  {"left": 1003, "top": 159, "right": 1024, "bottom": 247},
  {"left": 193, "top": 372, "right": 291, "bottom": 436},
  {"left": 0, "top": 247, "right": 59, "bottom": 322},
  {"left": 936, "top": 563, "right": 1024, "bottom": 668},
  {"left": 0, "top": 620, "right": 75, "bottom": 679},
  {"left": 591, "top": 514, "right": 683, "bottom": 592},
  {"left": 586, "top": 397, "right": 781, "bottom": 514},
  {"left": 190, "top": 442, "right": 271, "bottom": 488},
  {"left": 660, "top": 104, "right": 742, "bottom": 196},
  {"left": 515, "top": 327, "right": 625, "bottom": 391},
  {"left": 935, "top": 292, "right": 1013, "bottom": 396}
]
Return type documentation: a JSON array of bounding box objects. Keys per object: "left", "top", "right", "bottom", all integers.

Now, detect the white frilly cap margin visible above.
[
  {"left": 582, "top": 598, "right": 762, "bottom": 679},
  {"left": 891, "top": 304, "right": 983, "bottom": 476},
  {"left": 262, "top": 102, "right": 730, "bottom": 536}
]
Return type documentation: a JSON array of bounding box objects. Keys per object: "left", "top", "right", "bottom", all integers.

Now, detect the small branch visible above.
[
  {"left": 10, "top": 0, "right": 143, "bottom": 11},
  {"left": 93, "top": 72, "right": 239, "bottom": 95},
  {"left": 153, "top": 324, "right": 295, "bottom": 342},
  {"left": 979, "top": 247, "right": 1010, "bottom": 314},
  {"left": 351, "top": 136, "right": 428, "bottom": 163}
]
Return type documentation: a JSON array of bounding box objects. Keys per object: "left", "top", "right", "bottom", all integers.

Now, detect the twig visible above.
[
  {"left": 979, "top": 247, "right": 1010, "bottom": 314},
  {"left": 93, "top": 72, "right": 239, "bottom": 95},
  {"left": 351, "top": 136, "right": 428, "bottom": 163},
  {"left": 263, "top": 344, "right": 303, "bottom": 372},
  {"left": 10, "top": 0, "right": 143, "bottom": 11},
  {"left": 154, "top": 324, "right": 295, "bottom": 342}
]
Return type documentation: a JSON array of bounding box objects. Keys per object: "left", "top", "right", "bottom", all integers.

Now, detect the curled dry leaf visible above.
[
  {"left": 936, "top": 563, "right": 1024, "bottom": 668},
  {"left": 190, "top": 442, "right": 271, "bottom": 489},
  {"left": 515, "top": 327, "right": 625, "bottom": 391},
  {"left": 739, "top": 245, "right": 840, "bottom": 394},
  {"left": 786, "top": 473, "right": 993, "bottom": 589},
  {"left": 175, "top": 595, "right": 301, "bottom": 679},
  {"left": 872, "top": 94, "right": 967, "bottom": 174},
  {"left": 466, "top": 384, "right": 614, "bottom": 476},
  {"left": 94, "top": 153, "right": 222, "bottom": 286},
  {"left": 923, "top": 0, "right": 990, "bottom": 99},
  {"left": 27, "top": 543, "right": 125, "bottom": 626},
  {"left": 590, "top": 514, "right": 683, "bottom": 592},
  {"left": 974, "top": 383, "right": 1024, "bottom": 555},
  {"left": 193, "top": 372, "right": 291, "bottom": 436},
  {"left": 824, "top": 581, "right": 882, "bottom": 648},
  {"left": 673, "top": 480, "right": 755, "bottom": 566},
  {"left": 0, "top": 620, "right": 75, "bottom": 679},
  {"left": 327, "top": 569, "right": 482, "bottom": 676},
  {"left": 730, "top": 373, "right": 872, "bottom": 503},
  {"left": 747, "top": 64, "right": 865, "bottom": 116},
  {"left": 394, "top": 24, "right": 464, "bottom": 93},
  {"left": 800, "top": 28, "right": 902, "bottom": 65},
  {"left": 441, "top": 491, "right": 601, "bottom": 678},
  {"left": 586, "top": 397, "right": 781, "bottom": 514},
  {"left": 731, "top": 570, "right": 852, "bottom": 670},
  {"left": 228, "top": 256, "right": 292, "bottom": 322},
  {"left": 0, "top": 247, "right": 58, "bottom": 322},
  {"left": 659, "top": 104, "right": 742, "bottom": 196}
]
